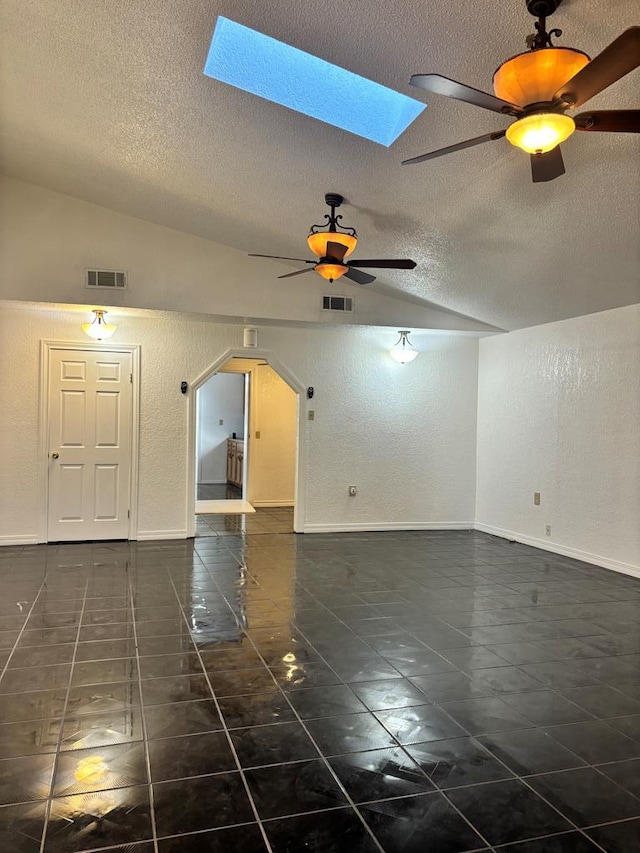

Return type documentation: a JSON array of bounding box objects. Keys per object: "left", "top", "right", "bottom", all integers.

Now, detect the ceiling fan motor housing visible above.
[{"left": 324, "top": 192, "right": 344, "bottom": 208}]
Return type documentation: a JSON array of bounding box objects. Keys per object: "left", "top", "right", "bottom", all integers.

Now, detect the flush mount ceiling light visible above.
[
  {"left": 403, "top": 0, "right": 639, "bottom": 182},
  {"left": 82, "top": 309, "right": 116, "bottom": 341},
  {"left": 249, "top": 194, "right": 417, "bottom": 285},
  {"left": 203, "top": 17, "right": 425, "bottom": 146},
  {"left": 390, "top": 330, "right": 418, "bottom": 364}
]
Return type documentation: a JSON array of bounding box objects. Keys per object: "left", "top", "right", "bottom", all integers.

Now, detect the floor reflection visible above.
[{"left": 1, "top": 528, "right": 640, "bottom": 851}]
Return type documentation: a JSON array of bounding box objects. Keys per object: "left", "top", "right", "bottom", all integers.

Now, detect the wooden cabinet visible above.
[{"left": 226, "top": 439, "right": 244, "bottom": 488}]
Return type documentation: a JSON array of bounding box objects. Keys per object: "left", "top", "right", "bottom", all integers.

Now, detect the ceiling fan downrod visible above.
[
  {"left": 309, "top": 193, "right": 357, "bottom": 239},
  {"left": 525, "top": 0, "right": 563, "bottom": 50}
]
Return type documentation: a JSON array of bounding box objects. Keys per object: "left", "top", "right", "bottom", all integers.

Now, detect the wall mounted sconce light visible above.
[
  {"left": 390, "top": 330, "right": 418, "bottom": 364},
  {"left": 82, "top": 309, "right": 117, "bottom": 341}
]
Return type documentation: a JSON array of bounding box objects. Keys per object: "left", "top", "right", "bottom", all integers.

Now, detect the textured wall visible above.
[
  {"left": 0, "top": 303, "right": 479, "bottom": 540},
  {"left": 270, "top": 326, "right": 480, "bottom": 529},
  {"left": 476, "top": 304, "right": 640, "bottom": 572}
]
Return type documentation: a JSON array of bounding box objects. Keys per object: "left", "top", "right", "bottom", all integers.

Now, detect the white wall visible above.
[
  {"left": 0, "top": 303, "right": 479, "bottom": 542},
  {"left": 197, "top": 373, "right": 244, "bottom": 483},
  {"left": 476, "top": 304, "right": 640, "bottom": 574},
  {"left": 4, "top": 299, "right": 637, "bottom": 574}
]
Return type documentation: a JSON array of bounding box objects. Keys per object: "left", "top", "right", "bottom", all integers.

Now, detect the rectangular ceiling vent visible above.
[
  {"left": 322, "top": 295, "right": 353, "bottom": 313},
  {"left": 86, "top": 269, "right": 128, "bottom": 290}
]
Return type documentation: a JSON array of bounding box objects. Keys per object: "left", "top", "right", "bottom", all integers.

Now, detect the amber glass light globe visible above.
[
  {"left": 307, "top": 231, "right": 357, "bottom": 259},
  {"left": 315, "top": 262, "right": 348, "bottom": 282},
  {"left": 506, "top": 112, "right": 575, "bottom": 153},
  {"left": 493, "top": 47, "right": 589, "bottom": 106}
]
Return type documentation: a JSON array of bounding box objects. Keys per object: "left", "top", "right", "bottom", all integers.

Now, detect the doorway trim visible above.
[
  {"left": 38, "top": 340, "right": 141, "bottom": 543},
  {"left": 187, "top": 348, "right": 306, "bottom": 536}
]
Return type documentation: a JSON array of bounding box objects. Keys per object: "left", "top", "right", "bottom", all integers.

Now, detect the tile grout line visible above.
[
  {"left": 128, "top": 564, "right": 160, "bottom": 853},
  {"left": 0, "top": 573, "right": 50, "bottom": 684},
  {"left": 202, "top": 563, "right": 392, "bottom": 853},
  {"left": 199, "top": 540, "right": 640, "bottom": 848},
  {"left": 3, "top": 532, "right": 640, "bottom": 852},
  {"left": 193, "top": 544, "right": 394, "bottom": 849},
  {"left": 39, "top": 572, "right": 90, "bottom": 853},
  {"left": 266, "top": 571, "right": 627, "bottom": 851},
  {"left": 421, "top": 705, "right": 615, "bottom": 853},
  {"left": 302, "top": 566, "right": 640, "bottom": 762},
  {"left": 163, "top": 566, "right": 276, "bottom": 853},
  {"left": 4, "top": 732, "right": 640, "bottom": 812}
]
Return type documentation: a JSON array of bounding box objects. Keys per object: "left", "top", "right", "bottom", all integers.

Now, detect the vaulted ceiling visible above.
[{"left": 1, "top": 0, "right": 638, "bottom": 330}]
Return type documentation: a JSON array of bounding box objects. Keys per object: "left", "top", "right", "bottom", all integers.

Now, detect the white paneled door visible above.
[{"left": 47, "top": 348, "right": 133, "bottom": 541}]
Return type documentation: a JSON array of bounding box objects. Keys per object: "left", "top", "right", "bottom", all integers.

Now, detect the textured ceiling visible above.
[{"left": 1, "top": 0, "right": 638, "bottom": 330}]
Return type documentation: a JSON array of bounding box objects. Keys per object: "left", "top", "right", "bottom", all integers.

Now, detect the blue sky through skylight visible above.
[{"left": 203, "top": 17, "right": 426, "bottom": 146}]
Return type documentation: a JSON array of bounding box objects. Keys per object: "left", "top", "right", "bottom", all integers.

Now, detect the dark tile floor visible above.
[
  {"left": 197, "top": 483, "right": 242, "bottom": 501},
  {"left": 196, "top": 506, "right": 294, "bottom": 537},
  {"left": 1, "top": 524, "right": 640, "bottom": 852}
]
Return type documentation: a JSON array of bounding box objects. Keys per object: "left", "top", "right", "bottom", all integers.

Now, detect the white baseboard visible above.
[
  {"left": 302, "top": 521, "right": 473, "bottom": 534},
  {"left": 252, "top": 500, "right": 295, "bottom": 508},
  {"left": 0, "top": 534, "right": 41, "bottom": 547},
  {"left": 474, "top": 522, "right": 640, "bottom": 579},
  {"left": 136, "top": 529, "right": 189, "bottom": 541}
]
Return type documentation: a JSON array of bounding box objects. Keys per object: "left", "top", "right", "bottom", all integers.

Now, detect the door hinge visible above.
[
  {"left": 127, "top": 509, "right": 130, "bottom": 518},
  {"left": 129, "top": 373, "right": 133, "bottom": 384}
]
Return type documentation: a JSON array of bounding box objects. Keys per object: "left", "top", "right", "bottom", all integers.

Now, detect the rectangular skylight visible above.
[{"left": 203, "top": 17, "right": 426, "bottom": 146}]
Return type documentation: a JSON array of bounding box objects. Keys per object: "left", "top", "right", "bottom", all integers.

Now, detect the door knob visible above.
[{"left": 51, "top": 452, "right": 59, "bottom": 459}]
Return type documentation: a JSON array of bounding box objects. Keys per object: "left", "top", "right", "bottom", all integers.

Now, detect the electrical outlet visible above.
[
  {"left": 219, "top": 419, "right": 224, "bottom": 426},
  {"left": 545, "top": 525, "right": 552, "bottom": 537},
  {"left": 348, "top": 485, "right": 357, "bottom": 496},
  {"left": 308, "top": 410, "right": 315, "bottom": 421},
  {"left": 534, "top": 492, "right": 540, "bottom": 505}
]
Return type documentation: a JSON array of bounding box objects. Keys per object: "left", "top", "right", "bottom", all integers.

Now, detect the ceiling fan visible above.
[
  {"left": 403, "top": 0, "right": 640, "bottom": 182},
  {"left": 249, "top": 193, "right": 417, "bottom": 285}
]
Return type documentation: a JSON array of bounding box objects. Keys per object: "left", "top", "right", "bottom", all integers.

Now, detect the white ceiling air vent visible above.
[
  {"left": 86, "top": 269, "right": 128, "bottom": 290},
  {"left": 322, "top": 295, "right": 353, "bottom": 313}
]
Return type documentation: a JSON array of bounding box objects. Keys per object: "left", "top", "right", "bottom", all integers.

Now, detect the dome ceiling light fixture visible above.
[
  {"left": 390, "top": 330, "right": 419, "bottom": 364},
  {"left": 82, "top": 309, "right": 117, "bottom": 341},
  {"left": 249, "top": 194, "right": 417, "bottom": 285},
  {"left": 403, "top": 0, "right": 639, "bottom": 182}
]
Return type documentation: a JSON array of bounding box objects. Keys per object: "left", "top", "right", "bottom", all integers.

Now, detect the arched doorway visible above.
[{"left": 187, "top": 348, "right": 306, "bottom": 536}]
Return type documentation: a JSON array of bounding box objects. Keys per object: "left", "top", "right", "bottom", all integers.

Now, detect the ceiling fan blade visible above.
[
  {"left": 575, "top": 110, "right": 640, "bottom": 133},
  {"left": 530, "top": 146, "right": 565, "bottom": 183},
  {"left": 348, "top": 259, "right": 417, "bottom": 269},
  {"left": 410, "top": 74, "right": 521, "bottom": 116},
  {"left": 249, "top": 253, "right": 314, "bottom": 263},
  {"left": 277, "top": 267, "right": 316, "bottom": 279},
  {"left": 326, "top": 241, "right": 348, "bottom": 261},
  {"left": 553, "top": 27, "right": 640, "bottom": 109},
  {"left": 344, "top": 267, "right": 376, "bottom": 285},
  {"left": 402, "top": 130, "right": 507, "bottom": 165}
]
